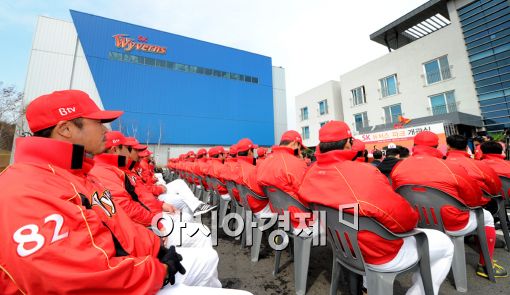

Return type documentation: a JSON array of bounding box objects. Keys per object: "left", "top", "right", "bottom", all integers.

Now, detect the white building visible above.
[
  {"left": 295, "top": 80, "right": 342, "bottom": 147},
  {"left": 298, "top": 0, "right": 510, "bottom": 139}
]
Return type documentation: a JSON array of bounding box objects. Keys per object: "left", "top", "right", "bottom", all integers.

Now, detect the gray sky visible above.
[{"left": 0, "top": 0, "right": 428, "bottom": 128}]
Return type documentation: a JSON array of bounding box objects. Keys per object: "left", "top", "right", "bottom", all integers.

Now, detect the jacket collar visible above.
[
  {"left": 94, "top": 153, "right": 132, "bottom": 169},
  {"left": 316, "top": 149, "right": 358, "bottom": 165},
  {"left": 14, "top": 136, "right": 91, "bottom": 173},
  {"left": 225, "top": 157, "right": 237, "bottom": 163},
  {"left": 237, "top": 155, "right": 254, "bottom": 165},
  {"left": 209, "top": 158, "right": 223, "bottom": 164},
  {"left": 446, "top": 150, "right": 471, "bottom": 159},
  {"left": 482, "top": 154, "right": 506, "bottom": 160},
  {"left": 412, "top": 145, "right": 444, "bottom": 159},
  {"left": 272, "top": 146, "right": 295, "bottom": 156}
]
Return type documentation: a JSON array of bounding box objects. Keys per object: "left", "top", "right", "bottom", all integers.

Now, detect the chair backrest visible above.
[
  {"left": 262, "top": 186, "right": 310, "bottom": 216},
  {"left": 225, "top": 180, "right": 241, "bottom": 207},
  {"left": 209, "top": 177, "right": 225, "bottom": 195},
  {"left": 310, "top": 203, "right": 405, "bottom": 276},
  {"left": 237, "top": 185, "right": 268, "bottom": 210},
  {"left": 500, "top": 176, "right": 510, "bottom": 200},
  {"left": 396, "top": 185, "right": 470, "bottom": 231}
]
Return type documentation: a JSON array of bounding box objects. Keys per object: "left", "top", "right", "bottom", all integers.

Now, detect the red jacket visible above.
[
  {"left": 298, "top": 149, "right": 418, "bottom": 265},
  {"left": 481, "top": 154, "right": 510, "bottom": 178},
  {"left": 220, "top": 158, "right": 240, "bottom": 201},
  {"left": 138, "top": 159, "right": 165, "bottom": 196},
  {"left": 207, "top": 158, "right": 228, "bottom": 195},
  {"left": 236, "top": 156, "right": 268, "bottom": 213},
  {"left": 391, "top": 145, "right": 485, "bottom": 231},
  {"left": 0, "top": 137, "right": 165, "bottom": 295},
  {"left": 194, "top": 157, "right": 210, "bottom": 189},
  {"left": 446, "top": 150, "right": 502, "bottom": 195},
  {"left": 257, "top": 146, "right": 309, "bottom": 227},
  {"left": 90, "top": 154, "right": 159, "bottom": 227}
]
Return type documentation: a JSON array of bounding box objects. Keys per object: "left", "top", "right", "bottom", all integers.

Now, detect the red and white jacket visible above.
[
  {"left": 446, "top": 150, "right": 502, "bottom": 195},
  {"left": 298, "top": 149, "right": 419, "bottom": 265},
  {"left": 0, "top": 137, "right": 165, "bottom": 295},
  {"left": 392, "top": 145, "right": 486, "bottom": 231}
]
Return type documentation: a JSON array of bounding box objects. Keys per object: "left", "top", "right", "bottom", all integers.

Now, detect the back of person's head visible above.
[
  {"left": 446, "top": 134, "right": 468, "bottom": 150},
  {"left": 317, "top": 121, "right": 352, "bottom": 153},
  {"left": 413, "top": 131, "right": 439, "bottom": 148},
  {"left": 480, "top": 140, "right": 503, "bottom": 154},
  {"left": 474, "top": 136, "right": 484, "bottom": 145},
  {"left": 399, "top": 146, "right": 410, "bottom": 158},
  {"left": 386, "top": 148, "right": 400, "bottom": 157},
  {"left": 373, "top": 149, "right": 383, "bottom": 160}
]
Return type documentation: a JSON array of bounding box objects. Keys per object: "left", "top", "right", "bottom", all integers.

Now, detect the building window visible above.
[
  {"left": 383, "top": 104, "right": 403, "bottom": 123},
  {"left": 379, "top": 74, "right": 398, "bottom": 97},
  {"left": 429, "top": 91, "right": 457, "bottom": 115},
  {"left": 301, "top": 126, "right": 310, "bottom": 140},
  {"left": 320, "top": 121, "right": 328, "bottom": 128},
  {"left": 424, "top": 56, "right": 451, "bottom": 84},
  {"left": 300, "top": 107, "right": 308, "bottom": 121},
  {"left": 318, "top": 99, "right": 329, "bottom": 115},
  {"left": 351, "top": 86, "right": 366, "bottom": 106},
  {"left": 354, "top": 112, "right": 368, "bottom": 131}
]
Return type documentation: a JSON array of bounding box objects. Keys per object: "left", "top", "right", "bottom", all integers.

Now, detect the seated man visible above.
[
  {"left": 0, "top": 90, "right": 251, "bottom": 295},
  {"left": 233, "top": 138, "right": 271, "bottom": 217},
  {"left": 206, "top": 146, "right": 230, "bottom": 201},
  {"left": 446, "top": 134, "right": 502, "bottom": 196},
  {"left": 256, "top": 147, "right": 267, "bottom": 165},
  {"left": 392, "top": 131, "right": 507, "bottom": 278},
  {"left": 370, "top": 149, "right": 382, "bottom": 166},
  {"left": 377, "top": 143, "right": 401, "bottom": 177},
  {"left": 220, "top": 144, "right": 241, "bottom": 202},
  {"left": 298, "top": 121, "right": 454, "bottom": 294},
  {"left": 480, "top": 140, "right": 510, "bottom": 179},
  {"left": 257, "top": 130, "right": 310, "bottom": 229}
]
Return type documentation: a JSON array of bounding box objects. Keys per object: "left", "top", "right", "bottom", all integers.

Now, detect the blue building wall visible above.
[
  {"left": 70, "top": 10, "right": 275, "bottom": 145},
  {"left": 458, "top": 0, "right": 510, "bottom": 131}
]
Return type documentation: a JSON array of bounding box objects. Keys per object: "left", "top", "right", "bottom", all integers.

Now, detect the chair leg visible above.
[
  {"left": 415, "top": 233, "right": 434, "bottom": 295},
  {"left": 475, "top": 209, "right": 496, "bottom": 282},
  {"left": 251, "top": 218, "right": 263, "bottom": 262},
  {"left": 218, "top": 198, "right": 229, "bottom": 229},
  {"left": 496, "top": 198, "right": 510, "bottom": 252},
  {"left": 240, "top": 208, "right": 247, "bottom": 248},
  {"left": 330, "top": 259, "right": 341, "bottom": 295},
  {"left": 366, "top": 270, "right": 397, "bottom": 295},
  {"left": 293, "top": 237, "right": 312, "bottom": 295},
  {"left": 274, "top": 249, "right": 282, "bottom": 276},
  {"left": 450, "top": 236, "right": 468, "bottom": 292}
]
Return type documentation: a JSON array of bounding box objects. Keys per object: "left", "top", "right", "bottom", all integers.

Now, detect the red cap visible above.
[
  {"left": 138, "top": 149, "right": 153, "bottom": 157},
  {"left": 105, "top": 131, "right": 126, "bottom": 148},
  {"left": 414, "top": 131, "right": 439, "bottom": 147},
  {"left": 26, "top": 90, "right": 123, "bottom": 133},
  {"left": 124, "top": 137, "right": 147, "bottom": 150},
  {"left": 237, "top": 138, "right": 258, "bottom": 153},
  {"left": 187, "top": 151, "right": 196, "bottom": 158},
  {"left": 257, "top": 147, "right": 267, "bottom": 157},
  {"left": 208, "top": 146, "right": 225, "bottom": 157},
  {"left": 319, "top": 121, "right": 352, "bottom": 143},
  {"left": 197, "top": 148, "right": 207, "bottom": 157},
  {"left": 280, "top": 130, "right": 307, "bottom": 148},
  {"left": 351, "top": 139, "right": 365, "bottom": 152}
]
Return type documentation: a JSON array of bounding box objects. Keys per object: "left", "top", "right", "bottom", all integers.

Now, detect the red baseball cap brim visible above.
[
  {"left": 134, "top": 144, "right": 147, "bottom": 150},
  {"left": 82, "top": 110, "right": 124, "bottom": 123}
]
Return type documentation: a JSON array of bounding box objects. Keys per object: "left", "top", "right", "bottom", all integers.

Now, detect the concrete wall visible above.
[
  {"left": 295, "top": 80, "right": 342, "bottom": 147},
  {"left": 272, "top": 66, "right": 288, "bottom": 144},
  {"left": 340, "top": 0, "right": 480, "bottom": 134}
]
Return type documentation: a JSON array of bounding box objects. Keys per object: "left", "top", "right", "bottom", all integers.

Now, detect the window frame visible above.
[
  {"left": 351, "top": 86, "right": 367, "bottom": 106},
  {"left": 379, "top": 74, "right": 398, "bottom": 98},
  {"left": 300, "top": 107, "right": 309, "bottom": 121},
  {"left": 354, "top": 111, "right": 369, "bottom": 131},
  {"left": 428, "top": 90, "right": 457, "bottom": 115},
  {"left": 423, "top": 55, "right": 452, "bottom": 85},
  {"left": 318, "top": 99, "right": 329, "bottom": 116},
  {"left": 383, "top": 103, "right": 403, "bottom": 123},
  {"left": 301, "top": 126, "right": 310, "bottom": 140}
]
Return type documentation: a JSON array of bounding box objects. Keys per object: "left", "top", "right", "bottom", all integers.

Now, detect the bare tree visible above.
[{"left": 0, "top": 83, "right": 24, "bottom": 151}]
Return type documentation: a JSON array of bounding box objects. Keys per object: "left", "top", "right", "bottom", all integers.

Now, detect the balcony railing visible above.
[
  {"left": 426, "top": 67, "right": 452, "bottom": 84},
  {"left": 429, "top": 102, "right": 458, "bottom": 116}
]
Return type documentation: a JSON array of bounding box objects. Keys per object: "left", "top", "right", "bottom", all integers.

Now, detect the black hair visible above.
[
  {"left": 386, "top": 148, "right": 400, "bottom": 157},
  {"left": 373, "top": 150, "right": 383, "bottom": 159},
  {"left": 446, "top": 134, "right": 468, "bottom": 150},
  {"left": 237, "top": 149, "right": 251, "bottom": 157},
  {"left": 33, "top": 118, "right": 84, "bottom": 138},
  {"left": 473, "top": 136, "right": 484, "bottom": 144},
  {"left": 480, "top": 141, "right": 503, "bottom": 154},
  {"left": 399, "top": 146, "right": 410, "bottom": 158},
  {"left": 211, "top": 154, "right": 220, "bottom": 158},
  {"left": 279, "top": 140, "right": 293, "bottom": 146},
  {"left": 318, "top": 139, "right": 349, "bottom": 154}
]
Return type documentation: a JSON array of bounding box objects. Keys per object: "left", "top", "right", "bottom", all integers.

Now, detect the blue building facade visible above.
[
  {"left": 458, "top": 0, "right": 510, "bottom": 131},
  {"left": 70, "top": 10, "right": 275, "bottom": 145}
]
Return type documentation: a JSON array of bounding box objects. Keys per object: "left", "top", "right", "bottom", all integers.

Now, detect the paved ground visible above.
[{"left": 213, "top": 226, "right": 510, "bottom": 295}]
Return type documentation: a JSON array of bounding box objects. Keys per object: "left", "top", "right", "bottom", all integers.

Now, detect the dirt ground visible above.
[{"left": 213, "top": 226, "right": 510, "bottom": 295}]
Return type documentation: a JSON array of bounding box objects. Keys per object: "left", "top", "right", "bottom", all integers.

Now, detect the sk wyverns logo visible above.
[
  {"left": 91, "top": 190, "right": 116, "bottom": 217},
  {"left": 113, "top": 34, "right": 167, "bottom": 55}
]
